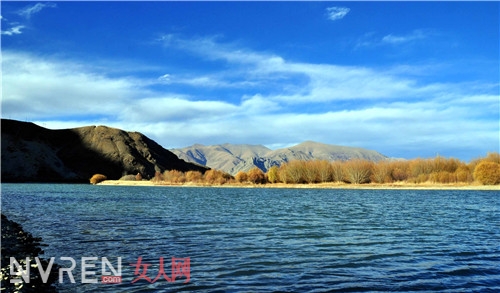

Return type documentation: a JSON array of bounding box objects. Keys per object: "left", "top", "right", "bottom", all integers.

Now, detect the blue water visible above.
[{"left": 1, "top": 184, "right": 499, "bottom": 292}]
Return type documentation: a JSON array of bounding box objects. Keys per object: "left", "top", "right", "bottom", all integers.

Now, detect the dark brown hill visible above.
[{"left": 1, "top": 119, "right": 208, "bottom": 183}]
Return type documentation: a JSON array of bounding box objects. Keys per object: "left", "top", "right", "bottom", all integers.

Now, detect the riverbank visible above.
[
  {"left": 98, "top": 180, "right": 499, "bottom": 190},
  {"left": 1, "top": 214, "right": 60, "bottom": 292}
]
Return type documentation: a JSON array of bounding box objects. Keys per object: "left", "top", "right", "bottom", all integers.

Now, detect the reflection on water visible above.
[{"left": 2, "top": 184, "right": 500, "bottom": 292}]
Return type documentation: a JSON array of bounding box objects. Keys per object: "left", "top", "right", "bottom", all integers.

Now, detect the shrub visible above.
[
  {"left": 163, "top": 170, "right": 186, "bottom": 183},
  {"left": 371, "top": 161, "right": 392, "bottom": 183},
  {"left": 473, "top": 161, "right": 500, "bottom": 185},
  {"left": 344, "top": 160, "right": 373, "bottom": 184},
  {"left": 316, "top": 160, "right": 332, "bottom": 183},
  {"left": 235, "top": 171, "right": 248, "bottom": 183},
  {"left": 413, "top": 173, "right": 429, "bottom": 184},
  {"left": 282, "top": 161, "right": 306, "bottom": 184},
  {"left": 278, "top": 165, "right": 289, "bottom": 183},
  {"left": 454, "top": 166, "right": 472, "bottom": 183},
  {"left": 409, "top": 158, "right": 433, "bottom": 178},
  {"left": 482, "top": 152, "right": 500, "bottom": 164},
  {"left": 90, "top": 174, "right": 107, "bottom": 184},
  {"left": 247, "top": 167, "right": 266, "bottom": 184},
  {"left": 204, "top": 169, "right": 231, "bottom": 185},
  {"left": 185, "top": 171, "right": 203, "bottom": 183},
  {"left": 267, "top": 166, "right": 280, "bottom": 183},
  {"left": 331, "top": 161, "right": 344, "bottom": 182},
  {"left": 390, "top": 161, "right": 410, "bottom": 181},
  {"left": 303, "top": 161, "right": 319, "bottom": 183},
  {"left": 429, "top": 171, "right": 455, "bottom": 184}
]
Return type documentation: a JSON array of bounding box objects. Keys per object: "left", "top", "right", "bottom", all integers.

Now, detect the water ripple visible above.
[{"left": 1, "top": 184, "right": 499, "bottom": 292}]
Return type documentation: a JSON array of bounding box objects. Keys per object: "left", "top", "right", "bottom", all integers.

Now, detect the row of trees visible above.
[
  {"left": 265, "top": 153, "right": 499, "bottom": 185},
  {"left": 152, "top": 169, "right": 233, "bottom": 185},
  {"left": 149, "top": 153, "right": 499, "bottom": 186}
]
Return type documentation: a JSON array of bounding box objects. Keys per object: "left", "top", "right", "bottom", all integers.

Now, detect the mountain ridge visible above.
[
  {"left": 171, "top": 141, "right": 387, "bottom": 175},
  {"left": 1, "top": 119, "right": 208, "bottom": 182}
]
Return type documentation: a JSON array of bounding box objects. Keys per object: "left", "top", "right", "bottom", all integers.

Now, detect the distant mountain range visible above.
[
  {"left": 1, "top": 119, "right": 208, "bottom": 182},
  {"left": 171, "top": 141, "right": 387, "bottom": 175}
]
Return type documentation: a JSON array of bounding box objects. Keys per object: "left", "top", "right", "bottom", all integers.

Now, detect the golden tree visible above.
[
  {"left": 454, "top": 166, "right": 472, "bottom": 183},
  {"left": 316, "top": 160, "right": 332, "bottom": 183},
  {"left": 331, "top": 161, "right": 344, "bottom": 182},
  {"left": 371, "top": 161, "right": 392, "bottom": 183},
  {"left": 344, "top": 159, "right": 373, "bottom": 184},
  {"left": 204, "top": 169, "right": 231, "bottom": 185},
  {"left": 303, "top": 161, "right": 319, "bottom": 183},
  {"left": 390, "top": 161, "right": 410, "bottom": 182},
  {"left": 473, "top": 161, "right": 500, "bottom": 185},
  {"left": 235, "top": 171, "right": 248, "bottom": 183},
  {"left": 282, "top": 161, "right": 306, "bottom": 184},
  {"left": 267, "top": 165, "right": 280, "bottom": 183},
  {"left": 186, "top": 170, "right": 203, "bottom": 183},
  {"left": 163, "top": 170, "right": 186, "bottom": 183},
  {"left": 247, "top": 167, "right": 267, "bottom": 184}
]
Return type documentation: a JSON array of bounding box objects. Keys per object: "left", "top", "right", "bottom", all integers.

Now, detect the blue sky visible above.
[{"left": 2, "top": 1, "right": 499, "bottom": 161}]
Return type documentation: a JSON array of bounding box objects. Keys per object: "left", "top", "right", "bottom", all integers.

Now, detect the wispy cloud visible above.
[
  {"left": 356, "top": 30, "right": 430, "bottom": 49},
  {"left": 158, "top": 35, "right": 427, "bottom": 101},
  {"left": 1, "top": 2, "right": 56, "bottom": 36},
  {"left": 326, "top": 7, "right": 350, "bottom": 21},
  {"left": 18, "top": 2, "right": 56, "bottom": 19},
  {"left": 1, "top": 25, "right": 25, "bottom": 36},
  {"left": 382, "top": 30, "right": 428, "bottom": 44}
]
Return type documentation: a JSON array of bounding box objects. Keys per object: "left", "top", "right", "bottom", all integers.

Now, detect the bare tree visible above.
[{"left": 344, "top": 159, "right": 373, "bottom": 184}]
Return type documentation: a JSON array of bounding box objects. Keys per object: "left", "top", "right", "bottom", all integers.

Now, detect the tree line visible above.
[{"left": 148, "top": 152, "right": 499, "bottom": 186}]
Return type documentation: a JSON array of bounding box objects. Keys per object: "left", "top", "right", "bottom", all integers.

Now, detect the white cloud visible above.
[
  {"left": 1, "top": 3, "right": 57, "bottom": 36},
  {"left": 120, "top": 97, "right": 239, "bottom": 123},
  {"left": 18, "top": 2, "right": 56, "bottom": 19},
  {"left": 382, "top": 30, "right": 427, "bottom": 44},
  {"left": 4, "top": 43, "right": 498, "bottom": 160},
  {"left": 157, "top": 72, "right": 259, "bottom": 89},
  {"left": 159, "top": 34, "right": 284, "bottom": 66},
  {"left": 355, "top": 30, "right": 430, "bottom": 49},
  {"left": 158, "top": 74, "right": 171, "bottom": 83},
  {"left": 326, "top": 7, "right": 350, "bottom": 21},
  {"left": 2, "top": 51, "right": 143, "bottom": 119},
  {"left": 1, "top": 25, "right": 25, "bottom": 36},
  {"left": 158, "top": 35, "right": 429, "bottom": 101}
]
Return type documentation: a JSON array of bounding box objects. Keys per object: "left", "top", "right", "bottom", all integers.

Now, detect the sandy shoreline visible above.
[{"left": 98, "top": 180, "right": 499, "bottom": 190}]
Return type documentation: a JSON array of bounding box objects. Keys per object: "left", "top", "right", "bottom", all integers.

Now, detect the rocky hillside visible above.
[
  {"left": 172, "top": 141, "right": 387, "bottom": 175},
  {"left": 1, "top": 119, "right": 208, "bottom": 182}
]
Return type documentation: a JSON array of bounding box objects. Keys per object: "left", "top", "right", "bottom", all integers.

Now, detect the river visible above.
[{"left": 2, "top": 184, "right": 499, "bottom": 292}]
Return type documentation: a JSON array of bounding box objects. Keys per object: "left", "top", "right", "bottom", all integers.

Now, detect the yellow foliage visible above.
[
  {"left": 90, "top": 174, "right": 107, "bottom": 184},
  {"left": 344, "top": 160, "right": 373, "bottom": 184},
  {"left": 266, "top": 166, "right": 280, "bottom": 183},
  {"left": 473, "top": 161, "right": 500, "bottom": 185},
  {"left": 186, "top": 171, "right": 203, "bottom": 182},
  {"left": 247, "top": 167, "right": 267, "bottom": 184},
  {"left": 235, "top": 171, "right": 248, "bottom": 183}
]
